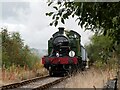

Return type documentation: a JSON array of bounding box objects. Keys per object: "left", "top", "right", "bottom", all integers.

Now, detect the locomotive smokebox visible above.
[{"left": 58, "top": 27, "right": 64, "bottom": 34}]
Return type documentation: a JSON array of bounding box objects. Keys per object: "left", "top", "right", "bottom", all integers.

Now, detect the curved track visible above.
[{"left": 1, "top": 75, "right": 69, "bottom": 90}]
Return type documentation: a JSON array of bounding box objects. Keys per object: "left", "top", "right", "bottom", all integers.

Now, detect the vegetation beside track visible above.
[
  {"left": 85, "top": 34, "right": 119, "bottom": 71},
  {"left": 51, "top": 67, "right": 116, "bottom": 88},
  {"left": 1, "top": 28, "right": 48, "bottom": 85},
  {"left": 84, "top": 34, "right": 118, "bottom": 88}
]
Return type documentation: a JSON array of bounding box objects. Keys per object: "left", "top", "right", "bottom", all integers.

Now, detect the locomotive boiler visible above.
[{"left": 42, "top": 27, "right": 87, "bottom": 76}]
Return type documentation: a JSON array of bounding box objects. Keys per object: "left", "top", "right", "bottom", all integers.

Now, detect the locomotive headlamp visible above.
[
  {"left": 56, "top": 52, "right": 59, "bottom": 57},
  {"left": 69, "top": 51, "right": 75, "bottom": 57}
]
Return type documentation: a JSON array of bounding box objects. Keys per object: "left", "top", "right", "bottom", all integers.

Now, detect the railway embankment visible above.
[
  {"left": 1, "top": 67, "right": 118, "bottom": 89},
  {"left": 52, "top": 67, "right": 117, "bottom": 89}
]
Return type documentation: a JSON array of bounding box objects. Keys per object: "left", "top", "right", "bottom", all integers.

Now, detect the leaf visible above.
[
  {"left": 53, "top": 6, "right": 58, "bottom": 10},
  {"left": 84, "top": 23, "right": 89, "bottom": 28},
  {"left": 46, "top": 13, "right": 49, "bottom": 16},
  {"left": 48, "top": 2, "right": 52, "bottom": 6},
  {"left": 61, "top": 18, "right": 65, "bottom": 24},
  {"left": 80, "top": 21, "right": 85, "bottom": 28},
  {"left": 63, "top": 14, "right": 68, "bottom": 19},
  {"left": 58, "top": 9, "right": 65, "bottom": 16},
  {"left": 57, "top": 2, "right": 61, "bottom": 4},
  {"left": 49, "top": 12, "right": 54, "bottom": 16},
  {"left": 58, "top": 12, "right": 62, "bottom": 16},
  {"left": 46, "top": 12, "right": 54, "bottom": 16},
  {"left": 78, "top": 21, "right": 81, "bottom": 25},
  {"left": 52, "top": 14, "right": 56, "bottom": 19},
  {"left": 103, "top": 30, "right": 107, "bottom": 36},
  {"left": 72, "top": 14, "right": 74, "bottom": 18},
  {"left": 50, "top": 22, "right": 53, "bottom": 26},
  {"left": 56, "top": 17, "right": 59, "bottom": 20},
  {"left": 75, "top": 17, "right": 80, "bottom": 22},
  {"left": 54, "top": 21, "right": 58, "bottom": 27}
]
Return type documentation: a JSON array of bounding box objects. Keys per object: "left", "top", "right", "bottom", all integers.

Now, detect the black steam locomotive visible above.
[{"left": 42, "top": 27, "right": 88, "bottom": 76}]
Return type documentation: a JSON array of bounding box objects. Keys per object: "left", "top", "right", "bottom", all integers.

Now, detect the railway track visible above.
[{"left": 1, "top": 75, "right": 69, "bottom": 90}]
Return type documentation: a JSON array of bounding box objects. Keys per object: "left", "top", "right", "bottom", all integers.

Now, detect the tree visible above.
[
  {"left": 85, "top": 34, "right": 120, "bottom": 85},
  {"left": 1, "top": 28, "right": 40, "bottom": 69},
  {"left": 46, "top": 2, "right": 120, "bottom": 44},
  {"left": 85, "top": 34, "right": 115, "bottom": 66}
]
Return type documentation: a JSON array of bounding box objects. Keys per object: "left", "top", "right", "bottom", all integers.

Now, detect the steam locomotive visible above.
[{"left": 42, "top": 27, "right": 88, "bottom": 76}]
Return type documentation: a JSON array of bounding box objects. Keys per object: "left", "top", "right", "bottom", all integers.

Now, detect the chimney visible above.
[{"left": 58, "top": 27, "right": 64, "bottom": 34}]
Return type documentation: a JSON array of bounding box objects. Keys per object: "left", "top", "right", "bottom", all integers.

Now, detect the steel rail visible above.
[
  {"left": 1, "top": 75, "right": 69, "bottom": 90},
  {"left": 1, "top": 75, "right": 49, "bottom": 90},
  {"left": 31, "top": 76, "right": 69, "bottom": 90}
]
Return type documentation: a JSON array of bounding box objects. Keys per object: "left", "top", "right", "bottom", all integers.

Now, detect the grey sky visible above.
[{"left": 1, "top": 1, "right": 93, "bottom": 49}]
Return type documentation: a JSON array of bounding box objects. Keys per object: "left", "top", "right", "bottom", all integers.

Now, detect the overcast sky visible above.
[{"left": 1, "top": 1, "right": 93, "bottom": 49}]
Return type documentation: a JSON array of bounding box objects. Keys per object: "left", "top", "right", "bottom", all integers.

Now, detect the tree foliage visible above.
[
  {"left": 85, "top": 34, "right": 120, "bottom": 69},
  {"left": 46, "top": 2, "right": 120, "bottom": 45},
  {"left": 86, "top": 35, "right": 113, "bottom": 63},
  {"left": 1, "top": 28, "right": 40, "bottom": 69}
]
